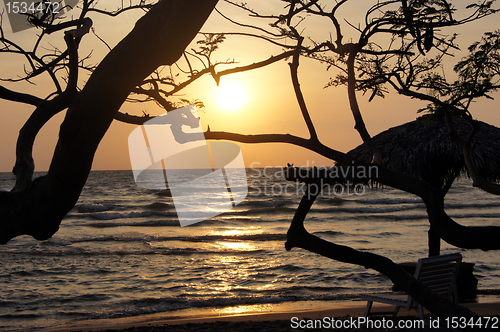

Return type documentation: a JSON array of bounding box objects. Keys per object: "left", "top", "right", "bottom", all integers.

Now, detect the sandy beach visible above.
[{"left": 37, "top": 299, "right": 500, "bottom": 332}]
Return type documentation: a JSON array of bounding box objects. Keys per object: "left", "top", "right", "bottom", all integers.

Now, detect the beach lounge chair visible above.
[{"left": 362, "top": 253, "right": 462, "bottom": 319}]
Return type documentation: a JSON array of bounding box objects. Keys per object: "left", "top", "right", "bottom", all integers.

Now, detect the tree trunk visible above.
[{"left": 428, "top": 227, "right": 441, "bottom": 257}]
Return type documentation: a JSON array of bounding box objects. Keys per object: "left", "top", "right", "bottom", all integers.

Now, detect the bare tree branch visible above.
[
  {"left": 12, "top": 26, "right": 87, "bottom": 192},
  {"left": 0, "top": 86, "right": 43, "bottom": 106},
  {"left": 217, "top": 51, "right": 294, "bottom": 77},
  {"left": 285, "top": 187, "right": 476, "bottom": 318},
  {"left": 87, "top": 3, "right": 154, "bottom": 17},
  {"left": 288, "top": 34, "right": 318, "bottom": 142}
]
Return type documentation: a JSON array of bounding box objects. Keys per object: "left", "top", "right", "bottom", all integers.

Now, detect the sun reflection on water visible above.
[
  {"left": 196, "top": 227, "right": 277, "bottom": 295},
  {"left": 208, "top": 226, "right": 261, "bottom": 237},
  {"left": 214, "top": 303, "right": 276, "bottom": 315},
  {"left": 217, "top": 241, "right": 254, "bottom": 251}
]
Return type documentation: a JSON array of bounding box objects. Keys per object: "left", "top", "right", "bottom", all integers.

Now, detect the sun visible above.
[{"left": 215, "top": 83, "right": 247, "bottom": 112}]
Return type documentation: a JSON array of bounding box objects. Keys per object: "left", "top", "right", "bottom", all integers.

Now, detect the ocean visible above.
[{"left": 1, "top": 169, "right": 499, "bottom": 331}]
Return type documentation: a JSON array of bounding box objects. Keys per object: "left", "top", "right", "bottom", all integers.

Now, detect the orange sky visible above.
[{"left": 1, "top": 1, "right": 499, "bottom": 172}]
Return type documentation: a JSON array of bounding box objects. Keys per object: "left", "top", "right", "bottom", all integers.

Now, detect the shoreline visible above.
[{"left": 37, "top": 298, "right": 500, "bottom": 332}]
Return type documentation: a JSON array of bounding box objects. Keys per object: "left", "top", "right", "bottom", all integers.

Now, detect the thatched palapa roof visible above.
[{"left": 346, "top": 116, "right": 500, "bottom": 189}]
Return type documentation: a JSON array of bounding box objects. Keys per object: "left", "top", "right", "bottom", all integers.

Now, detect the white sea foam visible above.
[{"left": 76, "top": 204, "right": 114, "bottom": 213}]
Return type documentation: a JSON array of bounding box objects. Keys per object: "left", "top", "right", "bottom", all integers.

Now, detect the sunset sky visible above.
[{"left": 0, "top": 0, "right": 499, "bottom": 172}]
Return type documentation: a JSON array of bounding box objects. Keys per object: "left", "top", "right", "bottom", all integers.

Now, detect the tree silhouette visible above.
[
  {"left": 1, "top": 0, "right": 500, "bottom": 319},
  {"left": 0, "top": 0, "right": 219, "bottom": 242}
]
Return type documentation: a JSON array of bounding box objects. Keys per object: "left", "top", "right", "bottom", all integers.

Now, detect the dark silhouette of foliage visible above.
[{"left": 1, "top": 0, "right": 500, "bottom": 319}]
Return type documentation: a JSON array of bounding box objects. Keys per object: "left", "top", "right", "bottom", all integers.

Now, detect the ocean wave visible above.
[
  {"left": 155, "top": 189, "right": 172, "bottom": 196},
  {"left": 80, "top": 211, "right": 179, "bottom": 221},
  {"left": 85, "top": 219, "right": 179, "bottom": 227},
  {"left": 445, "top": 202, "right": 500, "bottom": 209},
  {"left": 40, "top": 237, "right": 73, "bottom": 246},
  {"left": 256, "top": 200, "right": 287, "bottom": 207},
  {"left": 355, "top": 198, "right": 500, "bottom": 211},
  {"left": 219, "top": 216, "right": 262, "bottom": 221},
  {"left": 355, "top": 214, "right": 427, "bottom": 221},
  {"left": 0, "top": 234, "right": 289, "bottom": 255},
  {"left": 355, "top": 197, "right": 424, "bottom": 205},
  {"left": 76, "top": 204, "right": 114, "bottom": 213},
  {"left": 87, "top": 211, "right": 155, "bottom": 220},
  {"left": 312, "top": 230, "right": 344, "bottom": 237},
  {"left": 73, "top": 233, "right": 287, "bottom": 243},
  {"left": 0, "top": 246, "right": 266, "bottom": 257},
  {"left": 353, "top": 212, "right": 500, "bottom": 221},
  {"left": 0, "top": 313, "right": 42, "bottom": 319},
  {"left": 309, "top": 205, "right": 419, "bottom": 214},
  {"left": 256, "top": 264, "right": 305, "bottom": 272},
  {"left": 220, "top": 206, "right": 295, "bottom": 217},
  {"left": 316, "top": 197, "right": 345, "bottom": 205},
  {"left": 449, "top": 212, "right": 500, "bottom": 219},
  {"left": 145, "top": 202, "right": 174, "bottom": 210},
  {"left": 376, "top": 231, "right": 403, "bottom": 237},
  {"left": 69, "top": 207, "right": 500, "bottom": 226},
  {"left": 95, "top": 292, "right": 362, "bottom": 320},
  {"left": 237, "top": 199, "right": 290, "bottom": 208}
]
